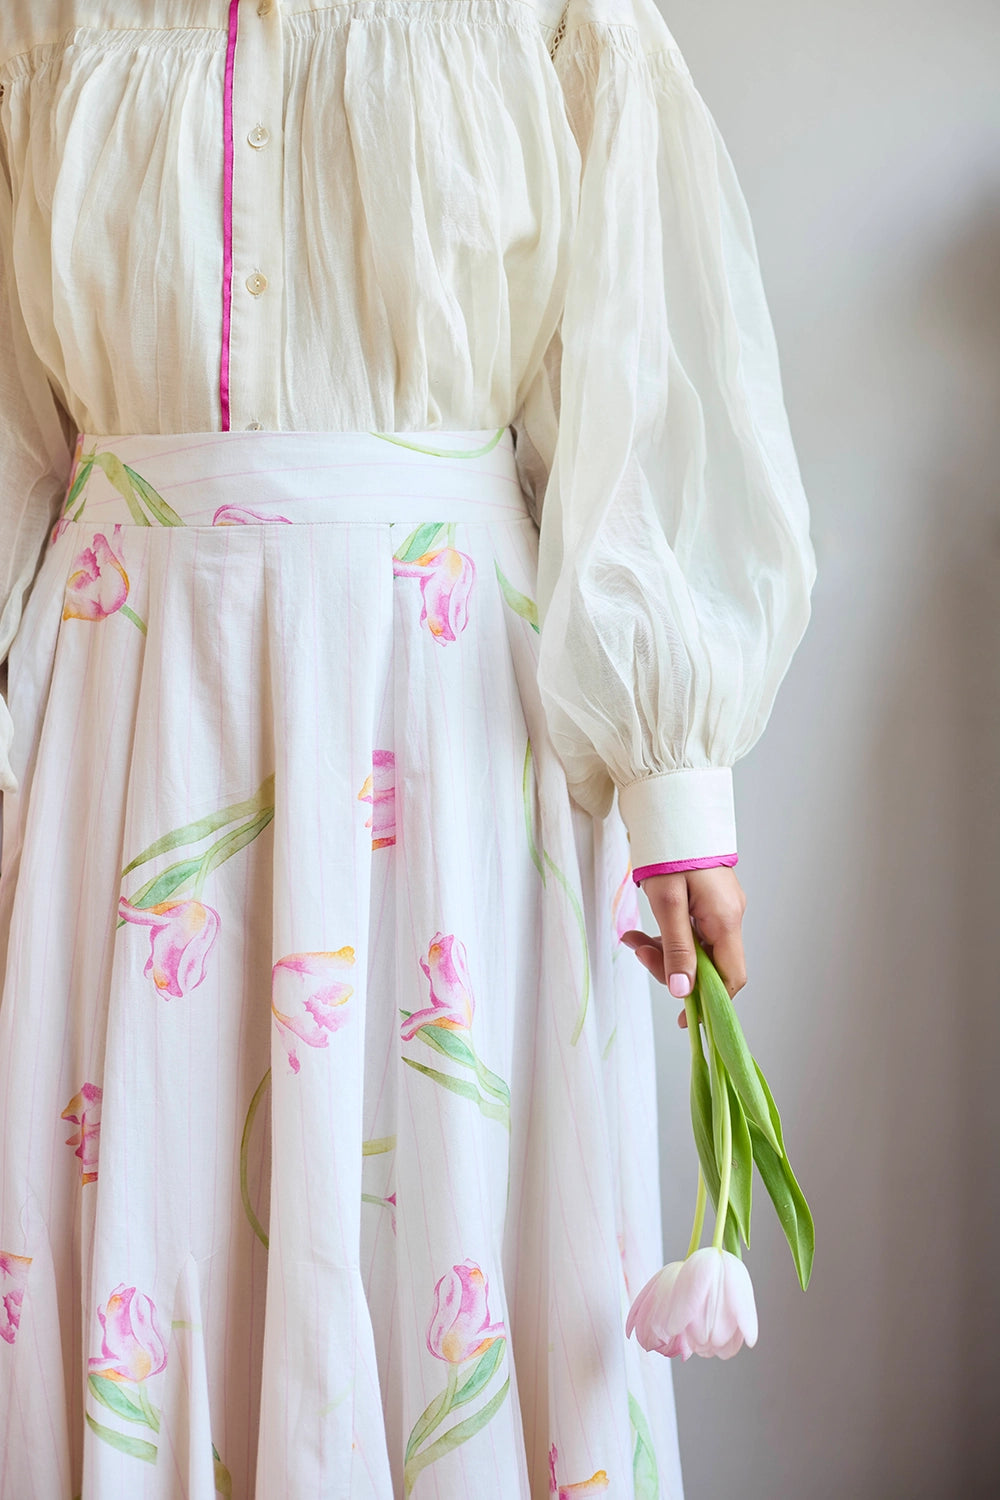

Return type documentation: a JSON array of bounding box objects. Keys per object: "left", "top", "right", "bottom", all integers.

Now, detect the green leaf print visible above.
[
  {"left": 362, "top": 1134, "right": 397, "bottom": 1157},
  {"left": 452, "top": 1337, "right": 505, "bottom": 1407},
  {"left": 122, "top": 777, "right": 275, "bottom": 876},
  {"left": 90, "top": 452, "right": 185, "bottom": 527},
  {"left": 408, "top": 1023, "right": 511, "bottom": 1106},
  {"left": 628, "top": 1393, "right": 660, "bottom": 1500},
  {"left": 494, "top": 563, "right": 540, "bottom": 631},
  {"left": 120, "top": 791, "right": 275, "bottom": 918},
  {"left": 403, "top": 1376, "right": 510, "bottom": 1497},
  {"left": 87, "top": 1373, "right": 147, "bottom": 1426},
  {"left": 63, "top": 455, "right": 95, "bottom": 516},
  {"left": 212, "top": 1443, "right": 233, "bottom": 1498},
  {"left": 373, "top": 426, "right": 506, "bottom": 460},
  {"left": 401, "top": 1058, "right": 510, "bottom": 1129},
  {"left": 85, "top": 1412, "right": 158, "bottom": 1463},
  {"left": 392, "top": 522, "right": 450, "bottom": 563},
  {"left": 239, "top": 1068, "right": 272, "bottom": 1250}
]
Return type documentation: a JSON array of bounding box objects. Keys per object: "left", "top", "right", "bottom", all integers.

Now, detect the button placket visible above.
[{"left": 228, "top": 0, "right": 284, "bottom": 430}]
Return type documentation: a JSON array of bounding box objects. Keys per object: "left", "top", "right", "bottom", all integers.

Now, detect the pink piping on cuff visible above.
[
  {"left": 632, "top": 853, "right": 738, "bottom": 885},
  {"left": 219, "top": 0, "right": 239, "bottom": 431}
]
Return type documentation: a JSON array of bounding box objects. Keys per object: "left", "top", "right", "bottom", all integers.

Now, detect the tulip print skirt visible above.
[{"left": 0, "top": 427, "right": 684, "bottom": 1500}]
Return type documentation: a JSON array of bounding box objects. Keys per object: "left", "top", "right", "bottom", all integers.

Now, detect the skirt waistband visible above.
[{"left": 63, "top": 427, "right": 529, "bottom": 527}]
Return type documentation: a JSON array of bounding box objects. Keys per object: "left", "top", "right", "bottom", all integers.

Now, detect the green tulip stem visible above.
[
  {"left": 685, "top": 1166, "right": 708, "bottom": 1259},
  {"left": 708, "top": 1012, "right": 734, "bottom": 1252}
]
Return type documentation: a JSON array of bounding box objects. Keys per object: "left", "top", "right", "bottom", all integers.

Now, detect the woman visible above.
[{"left": 0, "top": 0, "right": 815, "bottom": 1495}]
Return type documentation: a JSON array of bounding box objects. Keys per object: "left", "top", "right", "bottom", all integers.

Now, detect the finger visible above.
[
  {"left": 645, "top": 878, "right": 697, "bottom": 1001},
  {"left": 697, "top": 921, "right": 748, "bottom": 998}
]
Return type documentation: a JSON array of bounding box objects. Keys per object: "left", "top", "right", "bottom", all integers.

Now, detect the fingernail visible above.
[{"left": 668, "top": 973, "right": 692, "bottom": 998}]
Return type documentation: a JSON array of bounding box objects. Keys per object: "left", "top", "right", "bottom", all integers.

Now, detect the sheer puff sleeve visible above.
[
  {"left": 515, "top": 0, "right": 816, "bottom": 881},
  {"left": 0, "top": 108, "right": 74, "bottom": 796}
]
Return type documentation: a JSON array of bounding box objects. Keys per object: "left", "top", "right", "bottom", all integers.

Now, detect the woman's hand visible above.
[{"left": 619, "top": 868, "right": 747, "bottom": 1027}]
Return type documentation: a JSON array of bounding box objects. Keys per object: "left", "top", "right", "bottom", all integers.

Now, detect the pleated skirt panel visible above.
[{"left": 0, "top": 428, "right": 684, "bottom": 1500}]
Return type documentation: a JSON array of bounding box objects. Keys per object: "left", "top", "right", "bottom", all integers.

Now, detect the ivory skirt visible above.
[{"left": 0, "top": 428, "right": 683, "bottom": 1500}]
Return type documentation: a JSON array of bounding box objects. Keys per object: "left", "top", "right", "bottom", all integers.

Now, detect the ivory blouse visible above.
[{"left": 0, "top": 0, "right": 816, "bottom": 874}]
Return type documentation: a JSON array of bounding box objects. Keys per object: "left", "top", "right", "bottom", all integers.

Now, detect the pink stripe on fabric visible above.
[
  {"left": 219, "top": 0, "right": 240, "bottom": 431},
  {"left": 632, "top": 853, "right": 739, "bottom": 885}
]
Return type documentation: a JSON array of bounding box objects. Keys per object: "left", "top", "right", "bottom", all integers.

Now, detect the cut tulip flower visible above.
[
  {"left": 626, "top": 938, "right": 814, "bottom": 1361},
  {"left": 626, "top": 1248, "right": 758, "bottom": 1360}
]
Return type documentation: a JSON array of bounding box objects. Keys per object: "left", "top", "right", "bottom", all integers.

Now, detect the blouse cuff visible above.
[
  {"left": 617, "top": 766, "right": 737, "bottom": 871},
  {"left": 632, "top": 852, "right": 738, "bottom": 886}
]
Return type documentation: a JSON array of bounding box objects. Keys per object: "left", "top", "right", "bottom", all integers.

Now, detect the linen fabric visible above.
[
  {"left": 0, "top": 0, "right": 816, "bottom": 866},
  {"left": 0, "top": 426, "right": 685, "bottom": 1498}
]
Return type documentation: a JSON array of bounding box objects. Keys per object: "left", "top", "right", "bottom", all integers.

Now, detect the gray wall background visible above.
[{"left": 646, "top": 4, "right": 1000, "bottom": 1497}]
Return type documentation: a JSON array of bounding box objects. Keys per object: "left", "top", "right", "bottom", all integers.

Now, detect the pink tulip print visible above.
[
  {"left": 61, "top": 1082, "right": 103, "bottom": 1185},
  {"left": 212, "top": 503, "right": 292, "bottom": 525},
  {"left": 403, "top": 1259, "right": 510, "bottom": 1495},
  {"left": 393, "top": 546, "right": 475, "bottom": 643},
  {"left": 271, "top": 949, "right": 355, "bottom": 1073},
  {"left": 400, "top": 933, "right": 511, "bottom": 1128},
  {"left": 63, "top": 526, "right": 131, "bottom": 622},
  {"left": 426, "top": 1260, "right": 506, "bottom": 1365},
  {"left": 549, "top": 1444, "right": 610, "bottom": 1496},
  {"left": 357, "top": 750, "right": 396, "bottom": 848},
  {"left": 89, "top": 1284, "right": 168, "bottom": 1384},
  {"left": 0, "top": 1253, "right": 32, "bottom": 1346},
  {"left": 118, "top": 897, "right": 221, "bottom": 998},
  {"left": 400, "top": 932, "right": 474, "bottom": 1041}
]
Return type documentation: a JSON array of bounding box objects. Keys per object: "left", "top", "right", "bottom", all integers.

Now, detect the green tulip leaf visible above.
[
  {"left": 85, "top": 1412, "right": 157, "bottom": 1463},
  {"left": 121, "top": 778, "right": 274, "bottom": 876},
  {"left": 689, "top": 1022, "right": 741, "bottom": 1253},
  {"left": 413, "top": 1025, "right": 477, "bottom": 1071},
  {"left": 694, "top": 942, "right": 781, "bottom": 1155},
  {"left": 393, "top": 522, "right": 448, "bottom": 563},
  {"left": 212, "top": 1447, "right": 233, "bottom": 1499},
  {"left": 87, "top": 1373, "right": 147, "bottom": 1426},
  {"left": 726, "top": 1074, "right": 753, "bottom": 1248},
  {"left": 403, "top": 1376, "right": 510, "bottom": 1497},
  {"left": 128, "top": 856, "right": 205, "bottom": 910},
  {"left": 494, "top": 564, "right": 540, "bottom": 631},
  {"left": 453, "top": 1337, "right": 506, "bottom": 1407},
  {"left": 748, "top": 1118, "right": 815, "bottom": 1290},
  {"left": 92, "top": 452, "right": 151, "bottom": 526},
  {"left": 402, "top": 1058, "right": 510, "bottom": 1130},
  {"left": 404, "top": 1380, "right": 454, "bottom": 1465},
  {"left": 126, "top": 465, "right": 185, "bottom": 527},
  {"left": 628, "top": 1392, "right": 660, "bottom": 1500},
  {"left": 195, "top": 809, "right": 275, "bottom": 886},
  {"left": 64, "top": 456, "right": 95, "bottom": 516}
]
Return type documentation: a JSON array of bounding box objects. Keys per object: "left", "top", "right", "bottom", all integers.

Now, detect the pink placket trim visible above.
[
  {"left": 632, "top": 853, "right": 739, "bottom": 885},
  {"left": 219, "top": 0, "right": 240, "bottom": 431}
]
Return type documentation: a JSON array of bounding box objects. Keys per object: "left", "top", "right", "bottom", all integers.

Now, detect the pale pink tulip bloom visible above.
[
  {"left": 118, "top": 897, "right": 221, "bottom": 998},
  {"left": 548, "top": 1444, "right": 610, "bottom": 1496},
  {"left": 357, "top": 750, "right": 396, "bottom": 848},
  {"left": 426, "top": 1259, "right": 505, "bottom": 1364},
  {"left": 0, "top": 1253, "right": 32, "bottom": 1346},
  {"left": 212, "top": 504, "right": 292, "bottom": 525},
  {"left": 626, "top": 1247, "right": 758, "bottom": 1361},
  {"left": 61, "top": 1081, "right": 103, "bottom": 1184},
  {"left": 393, "top": 547, "right": 475, "bottom": 643},
  {"left": 63, "top": 526, "right": 130, "bottom": 621},
  {"left": 271, "top": 949, "right": 355, "bottom": 1072},
  {"left": 400, "top": 932, "right": 474, "bottom": 1040},
  {"left": 89, "top": 1284, "right": 167, "bottom": 1383}
]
